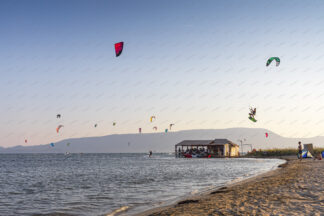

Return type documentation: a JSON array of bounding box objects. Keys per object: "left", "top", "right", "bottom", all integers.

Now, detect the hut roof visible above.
[
  {"left": 175, "top": 140, "right": 213, "bottom": 146},
  {"left": 175, "top": 139, "right": 238, "bottom": 147}
]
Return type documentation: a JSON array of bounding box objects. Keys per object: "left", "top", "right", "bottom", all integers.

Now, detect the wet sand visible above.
[{"left": 138, "top": 158, "right": 324, "bottom": 216}]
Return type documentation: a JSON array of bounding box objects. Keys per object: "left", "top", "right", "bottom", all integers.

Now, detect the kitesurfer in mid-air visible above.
[
  {"left": 248, "top": 107, "right": 257, "bottom": 122},
  {"left": 249, "top": 108, "right": 256, "bottom": 118}
]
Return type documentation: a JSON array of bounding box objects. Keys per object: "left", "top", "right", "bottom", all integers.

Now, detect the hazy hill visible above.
[{"left": 1, "top": 128, "right": 324, "bottom": 153}]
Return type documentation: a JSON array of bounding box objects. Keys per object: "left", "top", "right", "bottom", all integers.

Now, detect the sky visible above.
[{"left": 2, "top": 0, "right": 324, "bottom": 147}]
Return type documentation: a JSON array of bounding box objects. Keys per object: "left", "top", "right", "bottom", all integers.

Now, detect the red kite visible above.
[{"left": 114, "top": 42, "right": 124, "bottom": 57}]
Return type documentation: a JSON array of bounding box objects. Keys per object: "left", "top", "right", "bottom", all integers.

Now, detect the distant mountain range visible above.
[{"left": 1, "top": 128, "right": 324, "bottom": 153}]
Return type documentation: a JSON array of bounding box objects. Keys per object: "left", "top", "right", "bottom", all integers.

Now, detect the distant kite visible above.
[
  {"left": 150, "top": 116, "right": 156, "bottom": 122},
  {"left": 115, "top": 42, "right": 124, "bottom": 57},
  {"left": 57, "top": 114, "right": 61, "bottom": 118},
  {"left": 266, "top": 57, "right": 280, "bottom": 67},
  {"left": 56, "top": 125, "right": 64, "bottom": 133}
]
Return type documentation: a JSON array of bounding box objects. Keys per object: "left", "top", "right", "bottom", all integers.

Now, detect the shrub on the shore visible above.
[{"left": 246, "top": 148, "right": 324, "bottom": 157}]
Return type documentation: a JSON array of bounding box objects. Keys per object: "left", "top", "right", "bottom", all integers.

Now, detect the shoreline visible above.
[
  {"left": 136, "top": 157, "right": 324, "bottom": 215},
  {"left": 133, "top": 157, "right": 286, "bottom": 216}
]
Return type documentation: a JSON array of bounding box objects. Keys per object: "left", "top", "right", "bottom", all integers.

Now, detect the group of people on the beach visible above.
[{"left": 298, "top": 141, "right": 322, "bottom": 160}]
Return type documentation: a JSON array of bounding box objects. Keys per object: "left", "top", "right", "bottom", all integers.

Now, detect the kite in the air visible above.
[
  {"left": 248, "top": 108, "right": 257, "bottom": 122},
  {"left": 139, "top": 128, "right": 142, "bottom": 133},
  {"left": 153, "top": 126, "right": 157, "bottom": 131},
  {"left": 169, "top": 124, "right": 174, "bottom": 130},
  {"left": 56, "top": 125, "right": 64, "bottom": 133},
  {"left": 150, "top": 116, "right": 156, "bottom": 122},
  {"left": 265, "top": 133, "right": 269, "bottom": 138},
  {"left": 266, "top": 57, "right": 280, "bottom": 67},
  {"left": 115, "top": 42, "right": 124, "bottom": 57},
  {"left": 50, "top": 143, "right": 55, "bottom": 147},
  {"left": 57, "top": 114, "right": 61, "bottom": 118}
]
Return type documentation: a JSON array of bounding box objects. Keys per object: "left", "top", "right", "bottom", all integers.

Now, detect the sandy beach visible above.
[{"left": 138, "top": 158, "right": 324, "bottom": 216}]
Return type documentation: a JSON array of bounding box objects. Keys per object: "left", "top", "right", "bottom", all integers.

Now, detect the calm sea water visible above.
[{"left": 0, "top": 154, "right": 284, "bottom": 216}]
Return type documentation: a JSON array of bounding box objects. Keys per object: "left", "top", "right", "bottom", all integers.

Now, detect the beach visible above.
[{"left": 139, "top": 158, "right": 324, "bottom": 216}]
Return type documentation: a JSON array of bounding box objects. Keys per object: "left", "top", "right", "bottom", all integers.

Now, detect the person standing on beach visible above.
[{"left": 298, "top": 141, "right": 302, "bottom": 160}]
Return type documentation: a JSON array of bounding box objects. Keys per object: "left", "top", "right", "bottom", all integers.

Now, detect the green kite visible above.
[{"left": 266, "top": 57, "right": 280, "bottom": 67}]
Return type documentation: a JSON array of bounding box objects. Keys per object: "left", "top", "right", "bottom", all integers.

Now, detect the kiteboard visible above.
[{"left": 249, "top": 117, "right": 257, "bottom": 122}]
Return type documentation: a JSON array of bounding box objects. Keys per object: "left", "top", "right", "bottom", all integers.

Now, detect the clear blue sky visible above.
[{"left": 2, "top": 0, "right": 324, "bottom": 147}]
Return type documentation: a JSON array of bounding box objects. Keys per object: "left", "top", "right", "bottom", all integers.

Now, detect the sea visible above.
[{"left": 0, "top": 153, "right": 284, "bottom": 216}]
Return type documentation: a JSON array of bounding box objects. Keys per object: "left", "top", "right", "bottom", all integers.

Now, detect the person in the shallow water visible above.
[
  {"left": 149, "top": 150, "right": 152, "bottom": 157},
  {"left": 298, "top": 141, "right": 302, "bottom": 160}
]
